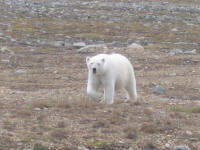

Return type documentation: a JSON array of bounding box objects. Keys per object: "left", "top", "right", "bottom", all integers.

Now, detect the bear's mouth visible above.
[{"left": 93, "top": 68, "right": 96, "bottom": 74}]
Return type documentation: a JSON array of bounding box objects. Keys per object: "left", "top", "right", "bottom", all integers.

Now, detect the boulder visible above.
[{"left": 77, "top": 44, "right": 108, "bottom": 53}]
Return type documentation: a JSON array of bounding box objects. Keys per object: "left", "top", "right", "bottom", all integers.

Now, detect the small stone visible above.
[
  {"left": 15, "top": 69, "right": 27, "bottom": 74},
  {"left": 9, "top": 91, "right": 15, "bottom": 94},
  {"left": 189, "top": 137, "right": 199, "bottom": 142},
  {"left": 170, "top": 49, "right": 183, "bottom": 55},
  {"left": 73, "top": 42, "right": 86, "bottom": 48},
  {"left": 0, "top": 46, "right": 9, "bottom": 53},
  {"left": 0, "top": 46, "right": 15, "bottom": 55},
  {"left": 127, "top": 43, "right": 144, "bottom": 50},
  {"left": 61, "top": 77, "right": 69, "bottom": 80},
  {"left": 68, "top": 96, "right": 72, "bottom": 101},
  {"left": 154, "top": 85, "right": 165, "bottom": 95},
  {"left": 171, "top": 145, "right": 190, "bottom": 150},
  {"left": 52, "top": 41, "right": 65, "bottom": 47},
  {"left": 172, "top": 28, "right": 178, "bottom": 32},
  {"left": 165, "top": 143, "right": 170, "bottom": 148},
  {"left": 1, "top": 59, "right": 10, "bottom": 63},
  {"left": 34, "top": 108, "right": 41, "bottom": 111},
  {"left": 78, "top": 146, "right": 89, "bottom": 150},
  {"left": 11, "top": 38, "right": 17, "bottom": 42},
  {"left": 169, "top": 72, "right": 176, "bottom": 76},
  {"left": 30, "top": 49, "right": 35, "bottom": 52},
  {"left": 184, "top": 49, "right": 197, "bottom": 54},
  {"left": 186, "top": 130, "right": 192, "bottom": 135},
  {"left": 128, "top": 147, "right": 133, "bottom": 150},
  {"left": 53, "top": 70, "right": 58, "bottom": 74}
]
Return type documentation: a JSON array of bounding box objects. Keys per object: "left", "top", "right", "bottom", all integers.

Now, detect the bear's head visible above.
[{"left": 86, "top": 56, "right": 105, "bottom": 75}]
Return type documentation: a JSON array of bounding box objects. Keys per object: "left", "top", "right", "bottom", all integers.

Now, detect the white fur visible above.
[{"left": 86, "top": 53, "right": 137, "bottom": 104}]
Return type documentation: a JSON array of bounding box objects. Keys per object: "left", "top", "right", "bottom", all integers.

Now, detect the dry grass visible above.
[{"left": 0, "top": 0, "right": 200, "bottom": 149}]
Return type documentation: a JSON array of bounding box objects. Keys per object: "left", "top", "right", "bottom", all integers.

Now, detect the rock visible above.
[
  {"left": 189, "top": 137, "right": 199, "bottom": 142},
  {"left": 78, "top": 146, "right": 89, "bottom": 150},
  {"left": 165, "top": 143, "right": 170, "bottom": 149},
  {"left": 77, "top": 44, "right": 108, "bottom": 53},
  {"left": 30, "top": 49, "right": 35, "bottom": 52},
  {"left": 172, "top": 28, "right": 178, "bottom": 32},
  {"left": 170, "top": 49, "right": 183, "bottom": 55},
  {"left": 53, "top": 70, "right": 58, "bottom": 74},
  {"left": 0, "top": 46, "right": 9, "bottom": 53},
  {"left": 61, "top": 77, "right": 69, "bottom": 80},
  {"left": 0, "top": 46, "right": 15, "bottom": 55},
  {"left": 107, "top": 41, "right": 124, "bottom": 48},
  {"left": 15, "top": 69, "right": 27, "bottom": 74},
  {"left": 1, "top": 59, "right": 10, "bottom": 63},
  {"left": 73, "top": 42, "right": 86, "bottom": 48},
  {"left": 186, "top": 130, "right": 192, "bottom": 135},
  {"left": 34, "top": 108, "right": 41, "bottom": 111},
  {"left": 51, "top": 41, "right": 65, "bottom": 47},
  {"left": 171, "top": 145, "right": 190, "bottom": 150},
  {"left": 184, "top": 49, "right": 197, "bottom": 54},
  {"left": 153, "top": 85, "right": 165, "bottom": 95},
  {"left": 128, "top": 147, "right": 133, "bottom": 150},
  {"left": 169, "top": 72, "right": 176, "bottom": 76},
  {"left": 144, "top": 143, "right": 157, "bottom": 150},
  {"left": 127, "top": 43, "right": 144, "bottom": 51},
  {"left": 126, "top": 43, "right": 145, "bottom": 54}
]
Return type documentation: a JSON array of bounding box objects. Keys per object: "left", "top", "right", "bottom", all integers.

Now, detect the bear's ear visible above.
[
  {"left": 86, "top": 57, "right": 90, "bottom": 63},
  {"left": 101, "top": 58, "right": 105, "bottom": 63}
]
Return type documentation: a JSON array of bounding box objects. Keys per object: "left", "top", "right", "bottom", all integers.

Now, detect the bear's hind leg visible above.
[{"left": 126, "top": 79, "right": 137, "bottom": 101}]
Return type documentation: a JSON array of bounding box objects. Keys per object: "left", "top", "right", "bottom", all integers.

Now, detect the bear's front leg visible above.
[
  {"left": 104, "top": 84, "right": 115, "bottom": 104},
  {"left": 87, "top": 83, "right": 100, "bottom": 101}
]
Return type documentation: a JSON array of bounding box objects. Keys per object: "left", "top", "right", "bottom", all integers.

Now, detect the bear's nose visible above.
[{"left": 93, "top": 68, "right": 96, "bottom": 74}]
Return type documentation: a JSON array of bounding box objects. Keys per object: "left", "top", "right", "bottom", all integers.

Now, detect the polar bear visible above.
[{"left": 86, "top": 53, "right": 137, "bottom": 104}]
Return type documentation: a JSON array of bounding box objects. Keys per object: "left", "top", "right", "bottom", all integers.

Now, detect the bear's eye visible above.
[
  {"left": 90, "top": 62, "right": 93, "bottom": 65},
  {"left": 97, "top": 63, "right": 100, "bottom": 66}
]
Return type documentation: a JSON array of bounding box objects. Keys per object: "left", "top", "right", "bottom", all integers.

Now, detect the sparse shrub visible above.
[
  {"left": 57, "top": 121, "right": 66, "bottom": 128},
  {"left": 123, "top": 126, "right": 138, "bottom": 140},
  {"left": 92, "top": 120, "right": 109, "bottom": 128},
  {"left": 3, "top": 121, "right": 16, "bottom": 131},
  {"left": 16, "top": 109, "right": 32, "bottom": 118},
  {"left": 50, "top": 129, "right": 68, "bottom": 141},
  {"left": 143, "top": 142, "right": 157, "bottom": 150},
  {"left": 141, "top": 117, "right": 175, "bottom": 134},
  {"left": 133, "top": 100, "right": 141, "bottom": 106},
  {"left": 109, "top": 110, "right": 125, "bottom": 125},
  {"left": 141, "top": 123, "right": 157, "bottom": 134},
  {"left": 169, "top": 112, "right": 184, "bottom": 119},
  {"left": 143, "top": 108, "right": 154, "bottom": 116},
  {"left": 37, "top": 114, "right": 46, "bottom": 123}
]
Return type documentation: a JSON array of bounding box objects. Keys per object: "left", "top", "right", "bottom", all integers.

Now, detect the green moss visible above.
[
  {"left": 86, "top": 139, "right": 112, "bottom": 147},
  {"left": 13, "top": 23, "right": 36, "bottom": 33},
  {"left": 34, "top": 143, "right": 49, "bottom": 150},
  {"left": 170, "top": 106, "right": 200, "bottom": 113}
]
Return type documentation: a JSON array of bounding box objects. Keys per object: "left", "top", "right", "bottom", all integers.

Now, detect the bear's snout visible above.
[{"left": 93, "top": 68, "right": 96, "bottom": 74}]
